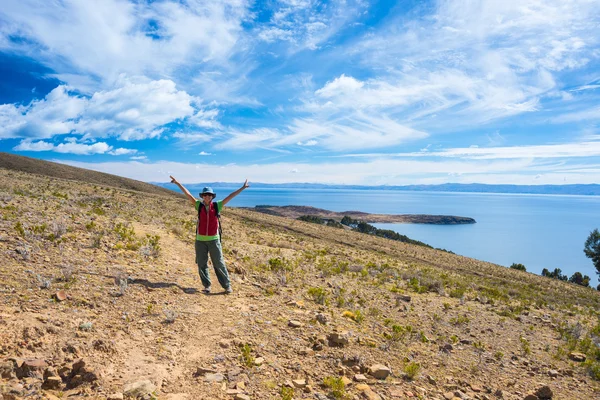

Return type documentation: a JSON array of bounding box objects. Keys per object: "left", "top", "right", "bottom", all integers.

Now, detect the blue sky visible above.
[{"left": 1, "top": 0, "right": 599, "bottom": 185}]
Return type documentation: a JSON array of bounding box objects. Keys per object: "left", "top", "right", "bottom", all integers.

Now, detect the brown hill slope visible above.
[
  {"left": 0, "top": 152, "right": 179, "bottom": 198},
  {"left": 1, "top": 167, "right": 599, "bottom": 400}
]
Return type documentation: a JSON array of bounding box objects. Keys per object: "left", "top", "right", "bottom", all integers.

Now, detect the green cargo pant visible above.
[{"left": 195, "top": 239, "right": 231, "bottom": 289}]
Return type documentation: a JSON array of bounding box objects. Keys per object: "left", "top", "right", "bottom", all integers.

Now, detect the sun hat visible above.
[{"left": 200, "top": 187, "right": 216, "bottom": 197}]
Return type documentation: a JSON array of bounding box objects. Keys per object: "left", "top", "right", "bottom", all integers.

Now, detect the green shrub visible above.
[
  {"left": 509, "top": 263, "right": 526, "bottom": 271},
  {"left": 307, "top": 287, "right": 328, "bottom": 305},
  {"left": 240, "top": 343, "right": 254, "bottom": 368},
  {"left": 280, "top": 386, "right": 294, "bottom": 400},
  {"left": 323, "top": 376, "right": 347, "bottom": 400},
  {"left": 449, "top": 286, "right": 466, "bottom": 298},
  {"left": 520, "top": 335, "right": 531, "bottom": 355},
  {"left": 449, "top": 315, "right": 469, "bottom": 326},
  {"left": 404, "top": 362, "right": 420, "bottom": 380},
  {"left": 268, "top": 257, "right": 292, "bottom": 272},
  {"left": 14, "top": 221, "right": 25, "bottom": 237}
]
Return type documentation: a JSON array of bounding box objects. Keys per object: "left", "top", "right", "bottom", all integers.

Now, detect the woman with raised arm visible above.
[{"left": 170, "top": 176, "right": 249, "bottom": 294}]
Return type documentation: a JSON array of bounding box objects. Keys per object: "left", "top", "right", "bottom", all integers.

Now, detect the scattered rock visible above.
[
  {"left": 194, "top": 367, "right": 218, "bottom": 377},
  {"left": 0, "top": 360, "right": 17, "bottom": 379},
  {"left": 253, "top": 357, "right": 264, "bottom": 366},
  {"left": 55, "top": 290, "right": 68, "bottom": 301},
  {"left": 396, "top": 295, "right": 412, "bottom": 303},
  {"left": 327, "top": 331, "right": 350, "bottom": 347},
  {"left": 547, "top": 370, "right": 558, "bottom": 378},
  {"left": 292, "top": 379, "right": 307, "bottom": 388},
  {"left": 340, "top": 376, "right": 352, "bottom": 386},
  {"left": 42, "top": 376, "right": 62, "bottom": 389},
  {"left": 123, "top": 380, "right": 157, "bottom": 399},
  {"left": 107, "top": 394, "right": 124, "bottom": 400},
  {"left": 16, "top": 358, "right": 47, "bottom": 379},
  {"left": 316, "top": 313, "right": 328, "bottom": 325},
  {"left": 569, "top": 352, "right": 586, "bottom": 362},
  {"left": 298, "top": 347, "right": 314, "bottom": 356},
  {"left": 439, "top": 343, "right": 453, "bottom": 353},
  {"left": 204, "top": 373, "right": 225, "bottom": 383},
  {"left": 234, "top": 394, "right": 250, "bottom": 400},
  {"left": 535, "top": 385, "right": 553, "bottom": 399},
  {"left": 368, "top": 364, "right": 390, "bottom": 380},
  {"left": 354, "top": 374, "right": 368, "bottom": 382},
  {"left": 288, "top": 320, "right": 303, "bottom": 328}
]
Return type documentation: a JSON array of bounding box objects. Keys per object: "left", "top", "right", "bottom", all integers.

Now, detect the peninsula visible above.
[{"left": 243, "top": 205, "right": 476, "bottom": 224}]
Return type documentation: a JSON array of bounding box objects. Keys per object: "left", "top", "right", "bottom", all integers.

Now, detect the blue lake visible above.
[{"left": 188, "top": 186, "right": 600, "bottom": 285}]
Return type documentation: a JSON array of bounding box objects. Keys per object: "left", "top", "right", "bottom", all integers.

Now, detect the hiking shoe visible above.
[
  {"left": 224, "top": 287, "right": 233, "bottom": 294},
  {"left": 202, "top": 287, "right": 211, "bottom": 294}
]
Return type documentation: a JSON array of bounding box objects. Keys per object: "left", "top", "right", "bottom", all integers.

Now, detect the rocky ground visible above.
[{"left": 1, "top": 167, "right": 600, "bottom": 400}]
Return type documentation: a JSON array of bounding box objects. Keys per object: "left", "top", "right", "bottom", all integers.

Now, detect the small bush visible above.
[
  {"left": 323, "top": 376, "right": 347, "bottom": 400},
  {"left": 307, "top": 287, "right": 328, "bottom": 305},
  {"left": 449, "top": 286, "right": 466, "bottom": 299},
  {"left": 14, "top": 221, "right": 25, "bottom": 237},
  {"left": 240, "top": 343, "right": 255, "bottom": 368},
  {"left": 449, "top": 315, "right": 470, "bottom": 326},
  {"left": 404, "top": 362, "right": 420, "bottom": 380},
  {"left": 520, "top": 335, "right": 531, "bottom": 355},
  {"left": 280, "top": 386, "right": 294, "bottom": 400}
]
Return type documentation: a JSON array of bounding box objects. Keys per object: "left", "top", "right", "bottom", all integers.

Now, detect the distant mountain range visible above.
[{"left": 152, "top": 181, "right": 600, "bottom": 196}]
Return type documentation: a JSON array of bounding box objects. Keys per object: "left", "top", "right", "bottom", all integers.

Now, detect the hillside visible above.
[
  {"left": 1, "top": 165, "right": 600, "bottom": 400},
  {"left": 0, "top": 153, "right": 180, "bottom": 198}
]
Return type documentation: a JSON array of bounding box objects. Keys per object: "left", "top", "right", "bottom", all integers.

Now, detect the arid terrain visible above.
[{"left": 1, "top": 159, "right": 600, "bottom": 400}]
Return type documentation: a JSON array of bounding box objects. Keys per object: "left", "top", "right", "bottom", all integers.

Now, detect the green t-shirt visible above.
[{"left": 194, "top": 200, "right": 223, "bottom": 241}]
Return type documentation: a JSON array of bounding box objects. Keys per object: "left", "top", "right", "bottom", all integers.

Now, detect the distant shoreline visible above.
[
  {"left": 152, "top": 182, "right": 600, "bottom": 196},
  {"left": 242, "top": 205, "right": 476, "bottom": 225}
]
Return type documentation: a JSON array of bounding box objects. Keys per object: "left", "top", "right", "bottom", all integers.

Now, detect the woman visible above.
[{"left": 170, "top": 176, "right": 249, "bottom": 294}]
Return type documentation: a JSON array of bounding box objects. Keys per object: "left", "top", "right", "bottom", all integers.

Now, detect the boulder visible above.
[
  {"left": 16, "top": 359, "right": 47, "bottom": 379},
  {"left": 569, "top": 352, "right": 586, "bottom": 362},
  {"left": 535, "top": 385, "right": 553, "bottom": 399},
  {"left": 327, "top": 331, "right": 350, "bottom": 347},
  {"left": 368, "top": 364, "right": 391, "bottom": 380},
  {"left": 42, "top": 376, "right": 63, "bottom": 390},
  {"left": 288, "top": 320, "right": 303, "bottom": 328},
  {"left": 123, "top": 380, "right": 157, "bottom": 399},
  {"left": 0, "top": 360, "right": 17, "bottom": 379}
]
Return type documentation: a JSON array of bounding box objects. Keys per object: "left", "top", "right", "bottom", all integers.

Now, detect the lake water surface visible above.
[{"left": 189, "top": 186, "right": 600, "bottom": 285}]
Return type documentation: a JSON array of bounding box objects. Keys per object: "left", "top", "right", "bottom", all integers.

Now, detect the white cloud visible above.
[
  {"left": 551, "top": 105, "right": 600, "bottom": 123},
  {"left": 108, "top": 148, "right": 138, "bottom": 156},
  {"left": 315, "top": 74, "right": 364, "bottom": 98},
  {"left": 130, "top": 155, "right": 147, "bottom": 160},
  {"left": 0, "top": 0, "right": 251, "bottom": 97},
  {"left": 219, "top": 114, "right": 427, "bottom": 152},
  {"left": 297, "top": 140, "right": 317, "bottom": 146},
  {"left": 217, "top": 128, "right": 282, "bottom": 150},
  {"left": 341, "top": 141, "right": 600, "bottom": 160},
  {"left": 190, "top": 109, "right": 221, "bottom": 129},
  {"left": 173, "top": 132, "right": 213, "bottom": 148},
  {"left": 13, "top": 139, "right": 137, "bottom": 155},
  {"left": 12, "top": 139, "right": 54, "bottom": 152},
  {"left": 333, "top": 0, "right": 600, "bottom": 130},
  {"left": 0, "top": 78, "right": 197, "bottom": 141},
  {"left": 255, "top": 0, "right": 368, "bottom": 51},
  {"left": 199, "top": 151, "right": 213, "bottom": 156}
]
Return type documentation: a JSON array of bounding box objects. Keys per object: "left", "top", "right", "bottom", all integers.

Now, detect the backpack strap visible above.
[{"left": 213, "top": 201, "right": 222, "bottom": 243}]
